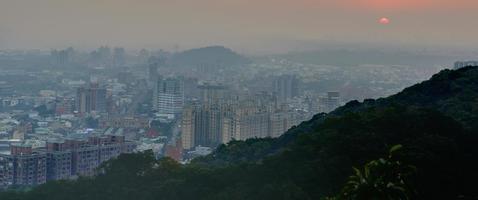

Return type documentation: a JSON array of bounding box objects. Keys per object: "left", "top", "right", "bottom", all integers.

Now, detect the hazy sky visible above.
[{"left": 1, "top": 0, "right": 478, "bottom": 53}]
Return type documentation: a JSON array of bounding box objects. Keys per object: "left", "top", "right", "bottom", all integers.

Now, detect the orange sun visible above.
[{"left": 379, "top": 17, "right": 390, "bottom": 25}]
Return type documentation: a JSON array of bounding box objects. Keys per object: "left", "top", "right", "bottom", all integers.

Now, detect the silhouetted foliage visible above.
[{"left": 328, "top": 145, "right": 417, "bottom": 200}]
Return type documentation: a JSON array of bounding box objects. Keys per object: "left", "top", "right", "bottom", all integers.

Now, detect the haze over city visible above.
[
  {"left": 1, "top": 1, "right": 478, "bottom": 199},
  {"left": 1, "top": 0, "right": 478, "bottom": 53}
]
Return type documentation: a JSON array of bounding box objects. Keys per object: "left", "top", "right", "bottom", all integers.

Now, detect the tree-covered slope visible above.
[{"left": 335, "top": 66, "right": 478, "bottom": 129}]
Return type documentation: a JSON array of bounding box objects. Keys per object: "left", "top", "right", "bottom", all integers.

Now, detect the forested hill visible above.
[
  {"left": 1, "top": 66, "right": 478, "bottom": 200},
  {"left": 334, "top": 65, "right": 478, "bottom": 129}
]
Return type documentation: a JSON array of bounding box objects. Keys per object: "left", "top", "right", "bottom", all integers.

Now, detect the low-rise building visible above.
[{"left": 0, "top": 135, "right": 136, "bottom": 188}]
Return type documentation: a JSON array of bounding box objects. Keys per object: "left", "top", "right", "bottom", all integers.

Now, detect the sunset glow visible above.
[
  {"left": 379, "top": 17, "right": 390, "bottom": 25},
  {"left": 358, "top": 0, "right": 432, "bottom": 10},
  {"left": 1, "top": 0, "right": 478, "bottom": 50}
]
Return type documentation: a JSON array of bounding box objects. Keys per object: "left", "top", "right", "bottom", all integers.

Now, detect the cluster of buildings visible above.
[
  {"left": 0, "top": 135, "right": 135, "bottom": 189},
  {"left": 181, "top": 102, "right": 308, "bottom": 150},
  {"left": 0, "top": 47, "right": 354, "bottom": 189},
  {"left": 178, "top": 78, "right": 312, "bottom": 150},
  {"left": 146, "top": 71, "right": 342, "bottom": 153},
  {"left": 454, "top": 61, "right": 478, "bottom": 69},
  {"left": 51, "top": 46, "right": 127, "bottom": 68}
]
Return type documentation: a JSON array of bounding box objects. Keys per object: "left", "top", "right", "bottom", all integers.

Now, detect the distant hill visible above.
[
  {"left": 276, "top": 49, "right": 456, "bottom": 66},
  {"left": 1, "top": 67, "right": 478, "bottom": 200},
  {"left": 170, "top": 46, "right": 250, "bottom": 67}
]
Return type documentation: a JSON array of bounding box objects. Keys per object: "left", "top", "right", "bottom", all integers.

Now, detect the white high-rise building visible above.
[
  {"left": 181, "top": 106, "right": 195, "bottom": 150},
  {"left": 153, "top": 77, "right": 184, "bottom": 117}
]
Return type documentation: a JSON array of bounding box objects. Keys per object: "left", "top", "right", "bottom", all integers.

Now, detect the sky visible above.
[{"left": 0, "top": 0, "right": 478, "bottom": 53}]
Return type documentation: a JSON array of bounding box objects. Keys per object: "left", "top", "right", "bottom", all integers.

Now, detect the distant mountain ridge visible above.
[{"left": 277, "top": 49, "right": 457, "bottom": 66}]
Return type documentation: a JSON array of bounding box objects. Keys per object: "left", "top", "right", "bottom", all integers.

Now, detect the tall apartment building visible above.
[
  {"left": 230, "top": 108, "right": 269, "bottom": 141},
  {"left": 193, "top": 104, "right": 226, "bottom": 147},
  {"left": 11, "top": 153, "right": 47, "bottom": 186},
  {"left": 319, "top": 92, "right": 341, "bottom": 113},
  {"left": 66, "top": 135, "right": 135, "bottom": 177},
  {"left": 51, "top": 48, "right": 74, "bottom": 67},
  {"left": 0, "top": 145, "right": 47, "bottom": 189},
  {"left": 181, "top": 103, "right": 232, "bottom": 149},
  {"left": 181, "top": 106, "right": 195, "bottom": 150},
  {"left": 112, "top": 47, "right": 126, "bottom": 67},
  {"left": 47, "top": 153, "right": 72, "bottom": 181},
  {"left": 0, "top": 155, "right": 14, "bottom": 189},
  {"left": 148, "top": 64, "right": 158, "bottom": 82},
  {"left": 181, "top": 102, "right": 307, "bottom": 150},
  {"left": 269, "top": 112, "right": 291, "bottom": 138},
  {"left": 198, "top": 83, "right": 229, "bottom": 104},
  {"left": 76, "top": 83, "right": 108, "bottom": 114},
  {"left": 273, "top": 74, "right": 302, "bottom": 102},
  {"left": 66, "top": 139, "right": 100, "bottom": 177},
  {"left": 230, "top": 109, "right": 306, "bottom": 141},
  {"left": 153, "top": 77, "right": 184, "bottom": 116}
]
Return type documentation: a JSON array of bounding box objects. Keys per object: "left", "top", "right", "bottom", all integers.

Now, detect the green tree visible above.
[{"left": 331, "top": 145, "right": 416, "bottom": 200}]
